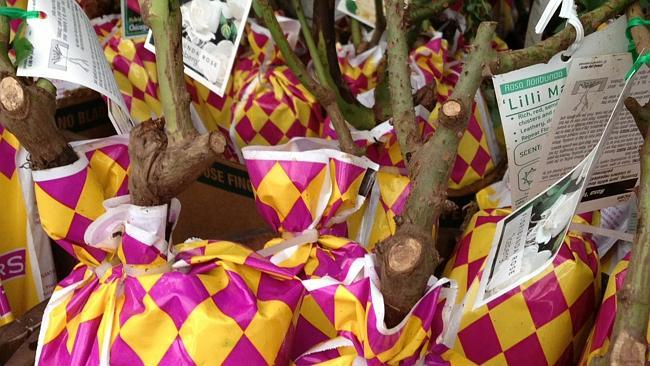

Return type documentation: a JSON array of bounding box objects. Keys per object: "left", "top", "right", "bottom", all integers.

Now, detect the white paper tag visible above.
[
  {"left": 18, "top": 0, "right": 134, "bottom": 134},
  {"left": 530, "top": 55, "right": 649, "bottom": 213},
  {"left": 145, "top": 0, "right": 252, "bottom": 97},
  {"left": 475, "top": 60, "right": 645, "bottom": 308},
  {"left": 493, "top": 16, "right": 629, "bottom": 208},
  {"left": 336, "top": 0, "right": 380, "bottom": 28}
]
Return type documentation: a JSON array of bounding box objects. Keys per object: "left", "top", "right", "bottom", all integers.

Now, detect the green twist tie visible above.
[
  {"left": 625, "top": 17, "right": 650, "bottom": 80},
  {"left": 0, "top": 7, "right": 45, "bottom": 20},
  {"left": 625, "top": 52, "right": 650, "bottom": 80}
]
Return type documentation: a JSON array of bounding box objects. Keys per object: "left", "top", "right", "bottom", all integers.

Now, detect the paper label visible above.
[
  {"left": 18, "top": 0, "right": 134, "bottom": 134},
  {"left": 121, "top": 0, "right": 148, "bottom": 39},
  {"left": 475, "top": 59, "right": 646, "bottom": 308},
  {"left": 493, "top": 64, "right": 567, "bottom": 207},
  {"left": 337, "top": 0, "right": 379, "bottom": 27},
  {"left": 493, "top": 17, "right": 629, "bottom": 208},
  {"left": 530, "top": 54, "right": 649, "bottom": 213},
  {"left": 145, "top": 0, "right": 252, "bottom": 97}
]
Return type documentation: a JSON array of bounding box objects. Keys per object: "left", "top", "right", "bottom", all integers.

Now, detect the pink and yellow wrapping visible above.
[
  {"left": 579, "top": 253, "right": 650, "bottom": 364},
  {"left": 243, "top": 138, "right": 459, "bottom": 363},
  {"left": 442, "top": 209, "right": 600, "bottom": 365},
  {"left": 330, "top": 34, "right": 502, "bottom": 192},
  {"left": 292, "top": 255, "right": 458, "bottom": 365},
  {"left": 337, "top": 42, "right": 385, "bottom": 95},
  {"left": 33, "top": 136, "right": 304, "bottom": 365},
  {"left": 228, "top": 20, "right": 323, "bottom": 160},
  {"left": 0, "top": 126, "right": 56, "bottom": 325}
]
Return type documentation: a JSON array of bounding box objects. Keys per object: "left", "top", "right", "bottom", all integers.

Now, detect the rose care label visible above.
[
  {"left": 529, "top": 53, "right": 650, "bottom": 214},
  {"left": 18, "top": 0, "right": 134, "bottom": 134},
  {"left": 145, "top": 0, "right": 252, "bottom": 97},
  {"left": 337, "top": 0, "right": 383, "bottom": 28},
  {"left": 492, "top": 16, "right": 629, "bottom": 208},
  {"left": 475, "top": 57, "right": 647, "bottom": 309},
  {"left": 121, "top": 0, "right": 148, "bottom": 39}
]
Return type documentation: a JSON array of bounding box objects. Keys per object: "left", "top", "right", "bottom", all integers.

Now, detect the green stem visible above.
[
  {"left": 253, "top": 0, "right": 362, "bottom": 155},
  {"left": 385, "top": 0, "right": 420, "bottom": 164},
  {"left": 0, "top": 0, "right": 14, "bottom": 76},
  {"left": 351, "top": 18, "right": 362, "bottom": 49},
  {"left": 138, "top": 0, "right": 193, "bottom": 142},
  {"left": 410, "top": 0, "right": 452, "bottom": 24},
  {"left": 291, "top": 0, "right": 331, "bottom": 91},
  {"left": 403, "top": 22, "right": 496, "bottom": 232},
  {"left": 489, "top": 0, "right": 633, "bottom": 74},
  {"left": 594, "top": 96, "right": 650, "bottom": 366}
]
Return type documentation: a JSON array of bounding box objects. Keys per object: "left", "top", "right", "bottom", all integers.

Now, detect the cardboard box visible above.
[{"left": 175, "top": 159, "right": 271, "bottom": 250}]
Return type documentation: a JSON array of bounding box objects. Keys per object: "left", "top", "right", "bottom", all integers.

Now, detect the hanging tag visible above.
[
  {"left": 492, "top": 16, "right": 628, "bottom": 208},
  {"left": 475, "top": 60, "right": 645, "bottom": 309},
  {"left": 529, "top": 53, "right": 650, "bottom": 213},
  {"left": 145, "top": 0, "right": 252, "bottom": 97},
  {"left": 121, "top": 0, "right": 148, "bottom": 39},
  {"left": 18, "top": 0, "right": 134, "bottom": 134},
  {"left": 337, "top": 0, "right": 383, "bottom": 28}
]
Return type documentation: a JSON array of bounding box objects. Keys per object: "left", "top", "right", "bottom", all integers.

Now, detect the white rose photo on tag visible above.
[{"left": 144, "top": 0, "right": 252, "bottom": 96}]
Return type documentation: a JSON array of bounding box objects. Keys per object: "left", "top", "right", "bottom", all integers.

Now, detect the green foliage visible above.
[
  {"left": 464, "top": 0, "right": 492, "bottom": 37},
  {"left": 13, "top": 37, "right": 32, "bottom": 66}
]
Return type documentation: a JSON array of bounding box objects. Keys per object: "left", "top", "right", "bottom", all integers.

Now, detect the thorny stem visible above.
[
  {"left": 410, "top": 0, "right": 452, "bottom": 24},
  {"left": 138, "top": 0, "right": 193, "bottom": 142},
  {"left": 488, "top": 0, "right": 634, "bottom": 75},
  {"left": 253, "top": 0, "right": 362, "bottom": 155},
  {"left": 385, "top": 0, "right": 421, "bottom": 164},
  {"left": 403, "top": 22, "right": 497, "bottom": 233},
  {"left": 595, "top": 7, "right": 650, "bottom": 363},
  {"left": 291, "top": 0, "right": 375, "bottom": 130},
  {"left": 592, "top": 96, "right": 650, "bottom": 366}
]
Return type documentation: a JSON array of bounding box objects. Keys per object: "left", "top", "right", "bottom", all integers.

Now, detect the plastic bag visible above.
[
  {"left": 579, "top": 252, "right": 650, "bottom": 364},
  {"left": 33, "top": 136, "right": 304, "bottom": 365},
  {"left": 442, "top": 209, "right": 600, "bottom": 365},
  {"left": 243, "top": 138, "right": 458, "bottom": 363},
  {"left": 0, "top": 126, "right": 56, "bottom": 325}
]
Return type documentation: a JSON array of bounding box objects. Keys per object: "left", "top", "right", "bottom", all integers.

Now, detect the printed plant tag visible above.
[
  {"left": 492, "top": 16, "right": 629, "bottom": 208},
  {"left": 121, "top": 0, "right": 148, "bottom": 39},
  {"left": 18, "top": 0, "right": 134, "bottom": 134},
  {"left": 530, "top": 54, "right": 650, "bottom": 213},
  {"left": 337, "top": 0, "right": 380, "bottom": 28},
  {"left": 145, "top": 0, "right": 252, "bottom": 97},
  {"left": 475, "top": 60, "right": 647, "bottom": 308}
]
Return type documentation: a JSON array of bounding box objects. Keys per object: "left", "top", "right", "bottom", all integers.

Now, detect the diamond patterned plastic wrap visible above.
[
  {"left": 327, "top": 34, "right": 503, "bottom": 192},
  {"left": 441, "top": 209, "right": 600, "bottom": 365},
  {"left": 0, "top": 126, "right": 56, "bottom": 325},
  {"left": 579, "top": 253, "right": 650, "bottom": 364},
  {"left": 243, "top": 138, "right": 459, "bottom": 363},
  {"left": 31, "top": 136, "right": 305, "bottom": 365}
]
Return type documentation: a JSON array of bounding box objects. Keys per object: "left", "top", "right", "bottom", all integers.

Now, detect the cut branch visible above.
[
  {"left": 376, "top": 22, "right": 497, "bottom": 327},
  {"left": 0, "top": 77, "right": 77, "bottom": 169},
  {"left": 132, "top": 0, "right": 226, "bottom": 207},
  {"left": 488, "top": 0, "right": 633, "bottom": 75},
  {"left": 253, "top": 0, "right": 363, "bottom": 155},
  {"left": 385, "top": 0, "right": 421, "bottom": 164}
]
